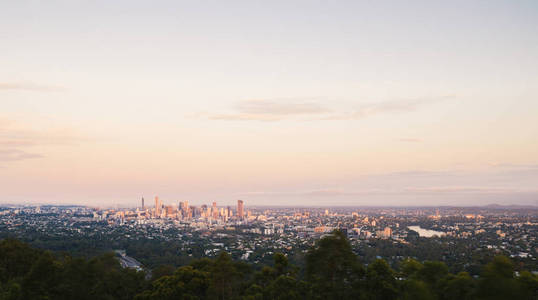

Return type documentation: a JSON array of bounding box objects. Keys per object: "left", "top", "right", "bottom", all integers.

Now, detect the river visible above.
[{"left": 407, "top": 226, "right": 445, "bottom": 237}]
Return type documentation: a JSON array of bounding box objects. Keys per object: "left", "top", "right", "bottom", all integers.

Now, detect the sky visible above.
[{"left": 1, "top": 0, "right": 537, "bottom": 207}]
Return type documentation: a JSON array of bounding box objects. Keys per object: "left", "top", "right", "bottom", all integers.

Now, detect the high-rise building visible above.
[
  {"left": 201, "top": 204, "right": 207, "bottom": 218},
  {"left": 155, "top": 196, "right": 161, "bottom": 217},
  {"left": 165, "top": 205, "right": 175, "bottom": 218},
  {"left": 180, "top": 200, "right": 189, "bottom": 212},
  {"left": 237, "top": 200, "right": 244, "bottom": 219},
  {"left": 189, "top": 206, "right": 196, "bottom": 218},
  {"left": 212, "top": 202, "right": 218, "bottom": 219},
  {"left": 384, "top": 227, "right": 392, "bottom": 237},
  {"left": 376, "top": 227, "right": 392, "bottom": 238},
  {"left": 179, "top": 201, "right": 189, "bottom": 219},
  {"left": 141, "top": 197, "right": 144, "bottom": 209}
]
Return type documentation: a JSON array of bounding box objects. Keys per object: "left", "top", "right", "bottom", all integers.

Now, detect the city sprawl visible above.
[{"left": 1, "top": 198, "right": 536, "bottom": 274}]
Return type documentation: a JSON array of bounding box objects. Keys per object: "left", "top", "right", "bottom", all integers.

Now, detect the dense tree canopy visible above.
[{"left": 0, "top": 232, "right": 536, "bottom": 300}]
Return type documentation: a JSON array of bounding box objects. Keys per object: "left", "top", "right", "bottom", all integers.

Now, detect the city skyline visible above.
[{"left": 1, "top": 1, "right": 538, "bottom": 206}]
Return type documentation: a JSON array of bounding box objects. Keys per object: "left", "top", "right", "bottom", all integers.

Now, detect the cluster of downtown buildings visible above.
[
  {"left": 0, "top": 203, "right": 536, "bottom": 270},
  {"left": 93, "top": 197, "right": 247, "bottom": 224}
]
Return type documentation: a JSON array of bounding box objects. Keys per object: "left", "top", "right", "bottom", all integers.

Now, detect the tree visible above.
[
  {"left": 0, "top": 238, "right": 41, "bottom": 282},
  {"left": 400, "top": 279, "right": 435, "bottom": 300},
  {"left": 135, "top": 266, "right": 209, "bottom": 300},
  {"left": 516, "top": 271, "right": 538, "bottom": 300},
  {"left": 415, "top": 261, "right": 449, "bottom": 298},
  {"left": 21, "top": 252, "right": 61, "bottom": 299},
  {"left": 416, "top": 261, "right": 449, "bottom": 286},
  {"left": 209, "top": 252, "right": 243, "bottom": 300},
  {"left": 273, "top": 252, "right": 290, "bottom": 276},
  {"left": 439, "top": 272, "right": 476, "bottom": 300},
  {"left": 306, "top": 230, "right": 365, "bottom": 299},
  {"left": 476, "top": 256, "right": 524, "bottom": 300},
  {"left": 265, "top": 275, "right": 308, "bottom": 300},
  {"left": 243, "top": 284, "right": 263, "bottom": 300},
  {"left": 399, "top": 258, "right": 423, "bottom": 278},
  {"left": 151, "top": 264, "right": 176, "bottom": 281},
  {"left": 365, "top": 259, "right": 398, "bottom": 300}
]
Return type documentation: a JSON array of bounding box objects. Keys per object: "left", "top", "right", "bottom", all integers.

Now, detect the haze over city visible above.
[{"left": 1, "top": 1, "right": 538, "bottom": 206}]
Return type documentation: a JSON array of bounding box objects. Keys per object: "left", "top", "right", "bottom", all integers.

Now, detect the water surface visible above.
[{"left": 408, "top": 226, "right": 445, "bottom": 237}]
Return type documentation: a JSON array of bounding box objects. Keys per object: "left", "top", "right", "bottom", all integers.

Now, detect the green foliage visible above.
[
  {"left": 400, "top": 279, "right": 435, "bottom": 300},
  {"left": 150, "top": 264, "right": 176, "bottom": 281},
  {"left": 0, "top": 239, "right": 146, "bottom": 300},
  {"left": 399, "top": 258, "right": 423, "bottom": 278},
  {"left": 476, "top": 256, "right": 526, "bottom": 300},
  {"left": 0, "top": 237, "right": 537, "bottom": 300},
  {"left": 365, "top": 259, "right": 398, "bottom": 300},
  {"left": 135, "top": 266, "right": 210, "bottom": 300},
  {"left": 306, "top": 230, "right": 365, "bottom": 299},
  {"left": 439, "top": 272, "right": 476, "bottom": 300},
  {"left": 0, "top": 238, "right": 41, "bottom": 282},
  {"left": 517, "top": 271, "right": 538, "bottom": 300},
  {"left": 209, "top": 252, "right": 242, "bottom": 300},
  {"left": 264, "top": 275, "right": 306, "bottom": 300}
]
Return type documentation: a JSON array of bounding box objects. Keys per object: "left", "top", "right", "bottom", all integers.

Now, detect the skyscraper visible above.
[
  {"left": 155, "top": 196, "right": 161, "bottom": 217},
  {"left": 179, "top": 200, "right": 189, "bottom": 220},
  {"left": 141, "top": 197, "right": 144, "bottom": 209},
  {"left": 212, "top": 202, "right": 218, "bottom": 219},
  {"left": 201, "top": 204, "right": 207, "bottom": 218},
  {"left": 237, "top": 200, "right": 244, "bottom": 220}
]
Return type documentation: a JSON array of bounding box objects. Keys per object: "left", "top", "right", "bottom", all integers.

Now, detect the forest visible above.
[{"left": 0, "top": 231, "right": 536, "bottom": 300}]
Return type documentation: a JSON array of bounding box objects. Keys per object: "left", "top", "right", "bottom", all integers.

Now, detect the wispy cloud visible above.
[
  {"left": 0, "top": 82, "right": 64, "bottom": 92},
  {"left": 0, "top": 128, "right": 78, "bottom": 146},
  {"left": 208, "top": 99, "right": 331, "bottom": 121},
  {"left": 0, "top": 119, "right": 81, "bottom": 164},
  {"left": 404, "top": 186, "right": 538, "bottom": 194},
  {"left": 318, "top": 96, "right": 453, "bottom": 120},
  {"left": 237, "top": 189, "right": 388, "bottom": 197},
  {"left": 238, "top": 186, "right": 538, "bottom": 200},
  {"left": 0, "top": 149, "right": 43, "bottom": 162},
  {"left": 206, "top": 95, "right": 453, "bottom": 121},
  {"left": 398, "top": 138, "right": 422, "bottom": 143},
  {"left": 488, "top": 163, "right": 538, "bottom": 170}
]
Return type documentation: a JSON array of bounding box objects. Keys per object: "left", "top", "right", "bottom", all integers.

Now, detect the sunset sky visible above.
[{"left": 1, "top": 1, "right": 537, "bottom": 206}]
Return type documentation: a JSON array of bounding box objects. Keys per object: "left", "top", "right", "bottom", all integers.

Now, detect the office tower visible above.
[
  {"left": 189, "top": 206, "right": 196, "bottom": 218},
  {"left": 155, "top": 196, "right": 161, "bottom": 217},
  {"left": 237, "top": 200, "right": 244, "bottom": 219},
  {"left": 141, "top": 197, "right": 144, "bottom": 209},
  {"left": 179, "top": 201, "right": 189, "bottom": 219},
  {"left": 185, "top": 202, "right": 190, "bottom": 219},
  {"left": 201, "top": 204, "right": 207, "bottom": 218},
  {"left": 165, "top": 205, "right": 175, "bottom": 217},
  {"left": 212, "top": 202, "right": 218, "bottom": 219},
  {"left": 384, "top": 227, "right": 392, "bottom": 237},
  {"left": 180, "top": 200, "right": 189, "bottom": 212}
]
